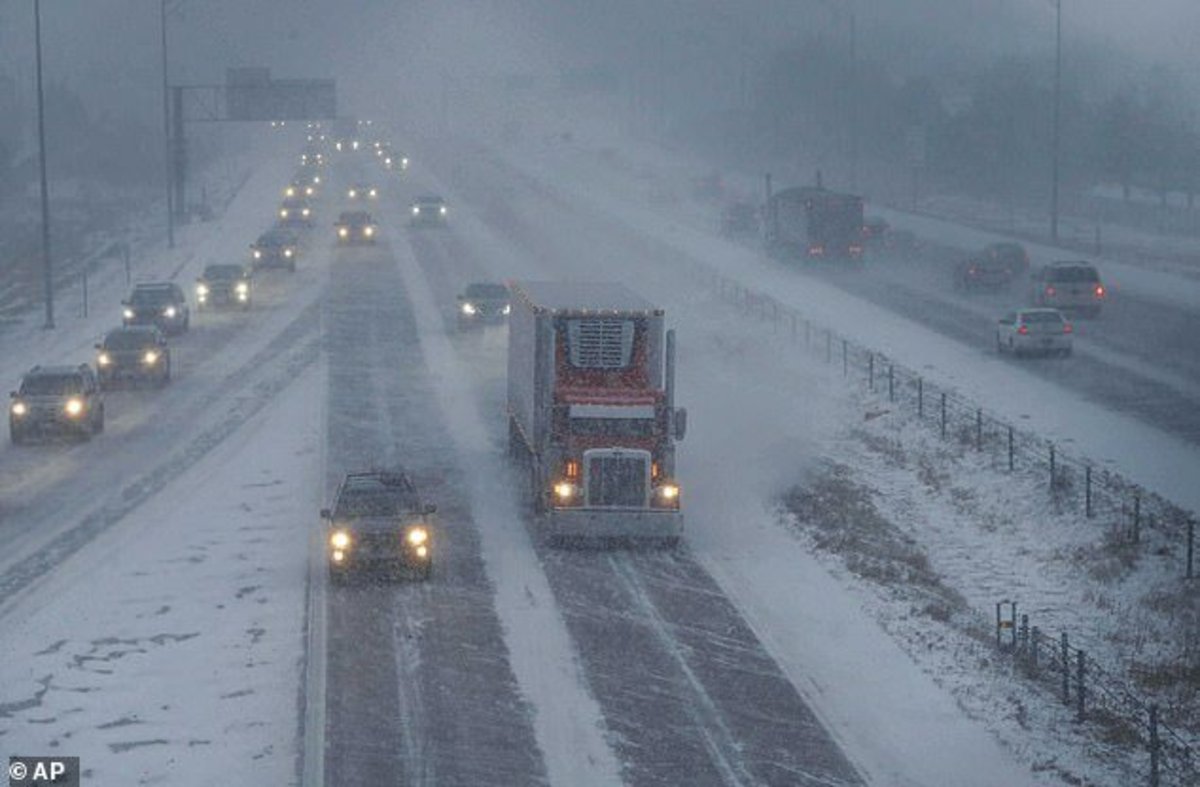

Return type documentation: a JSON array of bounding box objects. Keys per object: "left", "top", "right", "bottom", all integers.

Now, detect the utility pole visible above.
[
  {"left": 34, "top": 0, "right": 54, "bottom": 329},
  {"left": 1050, "top": 0, "right": 1062, "bottom": 243},
  {"left": 161, "top": 0, "right": 174, "bottom": 247},
  {"left": 849, "top": 9, "right": 858, "bottom": 192}
]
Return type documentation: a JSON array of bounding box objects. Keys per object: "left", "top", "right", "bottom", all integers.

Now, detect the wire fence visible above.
[
  {"left": 710, "top": 272, "right": 1197, "bottom": 579},
  {"left": 709, "top": 271, "right": 1200, "bottom": 785},
  {"left": 995, "top": 606, "right": 1196, "bottom": 787}
]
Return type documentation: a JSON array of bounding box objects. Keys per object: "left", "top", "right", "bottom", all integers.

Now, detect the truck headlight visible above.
[
  {"left": 144, "top": 350, "right": 159, "bottom": 365},
  {"left": 236, "top": 282, "right": 249, "bottom": 295},
  {"left": 97, "top": 352, "right": 111, "bottom": 366},
  {"left": 653, "top": 482, "right": 681, "bottom": 508},
  {"left": 330, "top": 530, "right": 351, "bottom": 549},
  {"left": 407, "top": 527, "right": 428, "bottom": 546},
  {"left": 338, "top": 227, "right": 348, "bottom": 238},
  {"left": 284, "top": 248, "right": 294, "bottom": 257},
  {"left": 123, "top": 308, "right": 135, "bottom": 320},
  {"left": 64, "top": 398, "right": 84, "bottom": 417},
  {"left": 164, "top": 306, "right": 177, "bottom": 318},
  {"left": 461, "top": 302, "right": 477, "bottom": 315},
  {"left": 196, "top": 284, "right": 209, "bottom": 296},
  {"left": 280, "top": 209, "right": 289, "bottom": 219},
  {"left": 363, "top": 226, "right": 374, "bottom": 237},
  {"left": 369, "top": 188, "right": 377, "bottom": 198},
  {"left": 11, "top": 401, "right": 27, "bottom": 416},
  {"left": 348, "top": 189, "right": 357, "bottom": 198},
  {"left": 553, "top": 481, "right": 578, "bottom": 502}
]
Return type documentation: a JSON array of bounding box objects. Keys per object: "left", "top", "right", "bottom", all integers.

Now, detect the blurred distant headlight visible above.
[
  {"left": 338, "top": 227, "right": 349, "bottom": 238},
  {"left": 10, "top": 401, "right": 27, "bottom": 416},
  {"left": 407, "top": 527, "right": 428, "bottom": 546},
  {"left": 284, "top": 248, "right": 294, "bottom": 258},
  {"left": 368, "top": 188, "right": 377, "bottom": 198},
  {"left": 123, "top": 307, "right": 135, "bottom": 320},
  {"left": 461, "top": 302, "right": 477, "bottom": 315},
  {"left": 280, "top": 208, "right": 289, "bottom": 219},
  {"left": 64, "top": 398, "right": 84, "bottom": 417},
  {"left": 384, "top": 157, "right": 393, "bottom": 166},
  {"left": 351, "top": 140, "right": 359, "bottom": 150},
  {"left": 97, "top": 352, "right": 111, "bottom": 366},
  {"left": 348, "top": 189, "right": 357, "bottom": 198},
  {"left": 363, "top": 226, "right": 375, "bottom": 237},
  {"left": 164, "top": 306, "right": 177, "bottom": 318},
  {"left": 236, "top": 281, "right": 250, "bottom": 294},
  {"left": 401, "top": 157, "right": 409, "bottom": 168},
  {"left": 302, "top": 208, "right": 311, "bottom": 217},
  {"left": 412, "top": 205, "right": 421, "bottom": 215},
  {"left": 305, "top": 186, "right": 314, "bottom": 196},
  {"left": 439, "top": 205, "right": 447, "bottom": 215},
  {"left": 143, "top": 350, "right": 159, "bottom": 365},
  {"left": 196, "top": 284, "right": 209, "bottom": 296},
  {"left": 253, "top": 249, "right": 262, "bottom": 259},
  {"left": 502, "top": 304, "right": 511, "bottom": 315},
  {"left": 313, "top": 175, "right": 322, "bottom": 184},
  {"left": 285, "top": 187, "right": 296, "bottom": 197},
  {"left": 330, "top": 530, "right": 351, "bottom": 549},
  {"left": 335, "top": 141, "right": 343, "bottom": 151}
]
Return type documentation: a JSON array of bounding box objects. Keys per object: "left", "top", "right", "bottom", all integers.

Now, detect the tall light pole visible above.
[
  {"left": 34, "top": 0, "right": 54, "bottom": 329},
  {"left": 1050, "top": 0, "right": 1062, "bottom": 243},
  {"left": 161, "top": 0, "right": 174, "bottom": 248}
]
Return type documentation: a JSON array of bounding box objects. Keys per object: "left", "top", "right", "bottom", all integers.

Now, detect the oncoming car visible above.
[
  {"left": 278, "top": 197, "right": 314, "bottom": 228},
  {"left": 95, "top": 326, "right": 170, "bottom": 389},
  {"left": 196, "top": 264, "right": 252, "bottom": 310},
  {"left": 122, "top": 282, "right": 190, "bottom": 335},
  {"left": 346, "top": 183, "right": 378, "bottom": 201},
  {"left": 250, "top": 228, "right": 299, "bottom": 271},
  {"left": 996, "top": 308, "right": 1073, "bottom": 357},
  {"left": 334, "top": 211, "right": 378, "bottom": 245},
  {"left": 320, "top": 471, "right": 437, "bottom": 582},
  {"left": 9, "top": 364, "right": 104, "bottom": 444},
  {"left": 410, "top": 195, "right": 448, "bottom": 226},
  {"left": 456, "top": 282, "right": 511, "bottom": 327}
]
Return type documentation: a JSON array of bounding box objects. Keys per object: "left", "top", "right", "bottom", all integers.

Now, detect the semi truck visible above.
[
  {"left": 765, "top": 184, "right": 864, "bottom": 261},
  {"left": 507, "top": 281, "right": 687, "bottom": 542}
]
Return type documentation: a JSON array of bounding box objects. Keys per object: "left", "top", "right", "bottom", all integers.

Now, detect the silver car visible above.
[{"left": 996, "top": 308, "right": 1073, "bottom": 357}]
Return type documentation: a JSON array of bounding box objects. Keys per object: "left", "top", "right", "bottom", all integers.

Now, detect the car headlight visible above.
[
  {"left": 348, "top": 189, "right": 357, "bottom": 198},
  {"left": 335, "top": 141, "right": 342, "bottom": 151},
  {"left": 461, "top": 302, "right": 477, "bottom": 315},
  {"left": 11, "top": 401, "right": 28, "bottom": 416},
  {"left": 285, "top": 187, "right": 296, "bottom": 197},
  {"left": 280, "top": 209, "right": 289, "bottom": 219},
  {"left": 64, "top": 398, "right": 84, "bottom": 417},
  {"left": 314, "top": 175, "right": 321, "bottom": 184},
  {"left": 502, "top": 304, "right": 511, "bottom": 315},
  {"left": 302, "top": 208, "right": 311, "bottom": 217},
  {"left": 412, "top": 205, "right": 421, "bottom": 215},
  {"left": 306, "top": 187, "right": 314, "bottom": 196},
  {"left": 196, "top": 284, "right": 209, "bottom": 296},
  {"left": 369, "top": 189, "right": 377, "bottom": 198},
  {"left": 97, "top": 352, "right": 111, "bottom": 366},
  {"left": 364, "top": 226, "right": 374, "bottom": 237},
  {"left": 236, "top": 282, "right": 249, "bottom": 294},
  {"left": 401, "top": 157, "right": 409, "bottom": 168},
  {"left": 407, "top": 527, "right": 428, "bottom": 546},
  {"left": 330, "top": 530, "right": 351, "bottom": 549},
  {"left": 284, "top": 248, "right": 294, "bottom": 257},
  {"left": 338, "top": 227, "right": 348, "bottom": 237},
  {"left": 553, "top": 481, "right": 578, "bottom": 502},
  {"left": 253, "top": 249, "right": 262, "bottom": 259},
  {"left": 123, "top": 308, "right": 135, "bottom": 320},
  {"left": 144, "top": 350, "right": 159, "bottom": 365},
  {"left": 439, "top": 206, "right": 447, "bottom": 215},
  {"left": 164, "top": 306, "right": 177, "bottom": 318},
  {"left": 351, "top": 140, "right": 359, "bottom": 150},
  {"left": 384, "top": 157, "right": 393, "bottom": 166}
]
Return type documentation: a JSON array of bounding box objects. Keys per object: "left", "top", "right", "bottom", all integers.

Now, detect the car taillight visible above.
[
  {"left": 1045, "top": 285, "right": 1056, "bottom": 296},
  {"left": 1094, "top": 284, "right": 1105, "bottom": 298},
  {"left": 1063, "top": 323, "right": 1073, "bottom": 334},
  {"left": 1017, "top": 324, "right": 1028, "bottom": 335}
]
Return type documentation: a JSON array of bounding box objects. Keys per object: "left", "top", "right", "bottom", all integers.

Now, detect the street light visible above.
[
  {"left": 1050, "top": 0, "right": 1062, "bottom": 243},
  {"left": 34, "top": 0, "right": 54, "bottom": 328}
]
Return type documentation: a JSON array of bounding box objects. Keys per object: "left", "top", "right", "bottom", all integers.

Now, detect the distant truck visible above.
[
  {"left": 766, "top": 185, "right": 864, "bottom": 260},
  {"left": 507, "top": 281, "right": 687, "bottom": 543}
]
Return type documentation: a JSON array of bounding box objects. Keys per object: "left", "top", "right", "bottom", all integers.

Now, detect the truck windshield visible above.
[{"left": 570, "top": 418, "right": 657, "bottom": 438}]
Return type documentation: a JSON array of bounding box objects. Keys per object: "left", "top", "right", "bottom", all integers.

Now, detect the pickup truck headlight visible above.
[
  {"left": 97, "top": 352, "right": 111, "bottom": 366},
  {"left": 236, "top": 282, "right": 249, "bottom": 294},
  {"left": 407, "top": 527, "right": 428, "bottom": 546},
  {"left": 64, "top": 398, "right": 84, "bottom": 417},
  {"left": 123, "top": 308, "right": 135, "bottom": 320},
  {"left": 338, "top": 227, "right": 349, "bottom": 238},
  {"left": 164, "top": 306, "right": 177, "bottom": 318},
  {"left": 364, "top": 226, "right": 375, "bottom": 237},
  {"left": 196, "top": 284, "right": 209, "bottom": 296},
  {"left": 144, "top": 350, "right": 159, "bottom": 365},
  {"left": 461, "top": 302, "right": 477, "bottom": 315},
  {"left": 11, "top": 401, "right": 27, "bottom": 416},
  {"left": 330, "top": 530, "right": 351, "bottom": 549}
]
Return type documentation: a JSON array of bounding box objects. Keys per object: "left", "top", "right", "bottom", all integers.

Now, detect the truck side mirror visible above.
[
  {"left": 673, "top": 408, "right": 688, "bottom": 441},
  {"left": 319, "top": 508, "right": 331, "bottom": 519}
]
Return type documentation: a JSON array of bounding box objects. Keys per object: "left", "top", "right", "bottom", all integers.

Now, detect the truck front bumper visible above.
[{"left": 546, "top": 508, "right": 683, "bottom": 540}]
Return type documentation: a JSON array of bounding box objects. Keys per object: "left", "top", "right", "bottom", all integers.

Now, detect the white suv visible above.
[{"left": 996, "top": 308, "right": 1073, "bottom": 357}]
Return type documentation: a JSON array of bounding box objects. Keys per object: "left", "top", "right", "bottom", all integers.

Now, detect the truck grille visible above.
[
  {"left": 567, "top": 319, "right": 634, "bottom": 369},
  {"left": 586, "top": 454, "right": 647, "bottom": 507}
]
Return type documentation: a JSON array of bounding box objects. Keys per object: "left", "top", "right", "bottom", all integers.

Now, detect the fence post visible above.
[
  {"left": 1050, "top": 445, "right": 1056, "bottom": 487},
  {"left": 1008, "top": 427, "right": 1014, "bottom": 472},
  {"left": 1076, "top": 650, "right": 1086, "bottom": 722},
  {"left": 1188, "top": 518, "right": 1195, "bottom": 580},
  {"left": 868, "top": 353, "right": 874, "bottom": 391},
  {"left": 1085, "top": 466, "right": 1093, "bottom": 518},
  {"left": 918, "top": 378, "right": 924, "bottom": 418},
  {"left": 1149, "top": 704, "right": 1160, "bottom": 787},
  {"left": 1133, "top": 494, "right": 1141, "bottom": 544},
  {"left": 888, "top": 365, "right": 895, "bottom": 402},
  {"left": 1061, "top": 632, "right": 1070, "bottom": 704},
  {"left": 940, "top": 393, "right": 947, "bottom": 439},
  {"left": 976, "top": 409, "right": 983, "bottom": 451},
  {"left": 842, "top": 339, "right": 848, "bottom": 377},
  {"left": 1031, "top": 626, "right": 1040, "bottom": 669}
]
